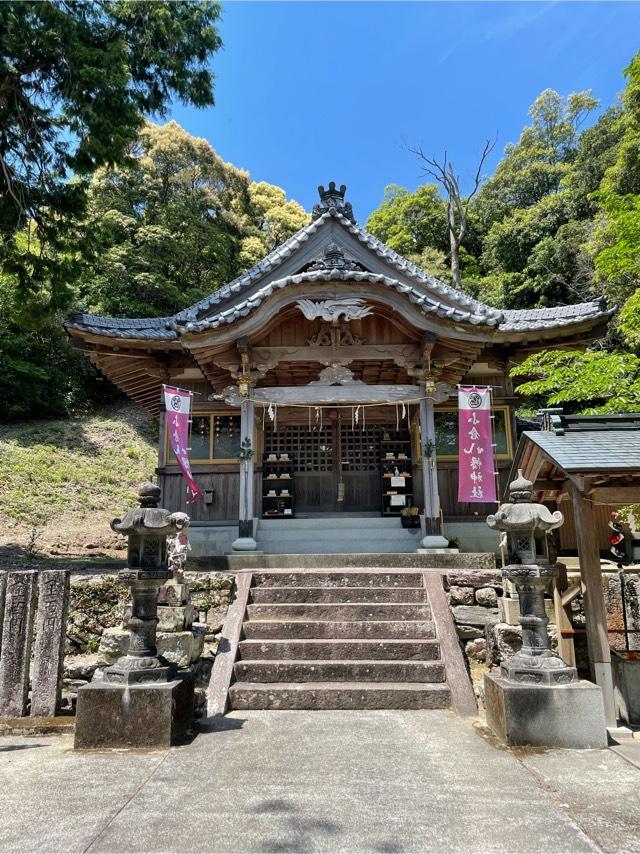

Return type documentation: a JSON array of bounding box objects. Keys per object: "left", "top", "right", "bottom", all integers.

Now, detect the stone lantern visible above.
[
  {"left": 104, "top": 482, "right": 190, "bottom": 684},
  {"left": 486, "top": 470, "right": 576, "bottom": 685},
  {"left": 74, "top": 483, "right": 194, "bottom": 750},
  {"left": 483, "top": 470, "right": 607, "bottom": 748}
]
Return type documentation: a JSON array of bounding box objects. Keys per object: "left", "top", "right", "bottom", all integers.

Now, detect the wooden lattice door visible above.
[
  {"left": 264, "top": 426, "right": 336, "bottom": 512},
  {"left": 339, "top": 424, "right": 382, "bottom": 512},
  {"left": 264, "top": 423, "right": 383, "bottom": 513}
]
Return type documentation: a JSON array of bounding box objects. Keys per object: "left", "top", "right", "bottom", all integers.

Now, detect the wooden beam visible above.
[
  {"left": 588, "top": 486, "right": 640, "bottom": 505},
  {"left": 569, "top": 481, "right": 616, "bottom": 725}
]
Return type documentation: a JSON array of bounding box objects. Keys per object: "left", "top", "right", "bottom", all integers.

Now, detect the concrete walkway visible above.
[{"left": 1, "top": 711, "right": 639, "bottom": 853}]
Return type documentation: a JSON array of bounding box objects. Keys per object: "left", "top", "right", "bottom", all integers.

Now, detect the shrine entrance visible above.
[{"left": 263, "top": 416, "right": 413, "bottom": 515}]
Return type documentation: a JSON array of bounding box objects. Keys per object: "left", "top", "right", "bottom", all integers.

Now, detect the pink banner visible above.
[
  {"left": 458, "top": 386, "right": 497, "bottom": 503},
  {"left": 163, "top": 386, "right": 203, "bottom": 504}
]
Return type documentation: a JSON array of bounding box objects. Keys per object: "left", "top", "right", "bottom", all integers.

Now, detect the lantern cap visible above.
[{"left": 509, "top": 469, "right": 533, "bottom": 503}]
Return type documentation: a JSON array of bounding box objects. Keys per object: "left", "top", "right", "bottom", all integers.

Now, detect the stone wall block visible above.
[
  {"left": 622, "top": 574, "right": 640, "bottom": 652},
  {"left": 465, "top": 638, "right": 486, "bottom": 661},
  {"left": 97, "top": 625, "right": 205, "bottom": 669},
  {"left": 0, "top": 572, "right": 6, "bottom": 651},
  {"left": 447, "top": 569, "right": 503, "bottom": 590},
  {"left": 0, "top": 571, "right": 37, "bottom": 717},
  {"left": 31, "top": 570, "right": 70, "bottom": 717},
  {"left": 604, "top": 573, "right": 626, "bottom": 649},
  {"left": 452, "top": 605, "right": 499, "bottom": 627},
  {"left": 475, "top": 587, "right": 498, "bottom": 607},
  {"left": 449, "top": 586, "right": 474, "bottom": 606}
]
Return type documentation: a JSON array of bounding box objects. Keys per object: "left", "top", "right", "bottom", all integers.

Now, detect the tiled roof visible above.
[
  {"left": 64, "top": 312, "right": 176, "bottom": 340},
  {"left": 64, "top": 202, "right": 612, "bottom": 341},
  {"left": 500, "top": 301, "right": 608, "bottom": 332},
  {"left": 170, "top": 269, "right": 501, "bottom": 333},
  {"left": 172, "top": 208, "right": 502, "bottom": 324},
  {"left": 522, "top": 429, "right": 640, "bottom": 472}
]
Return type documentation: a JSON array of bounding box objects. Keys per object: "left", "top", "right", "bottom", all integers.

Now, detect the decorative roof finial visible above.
[{"left": 312, "top": 181, "right": 356, "bottom": 223}]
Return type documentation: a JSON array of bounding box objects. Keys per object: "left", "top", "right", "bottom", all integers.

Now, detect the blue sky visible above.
[{"left": 168, "top": 1, "right": 640, "bottom": 223}]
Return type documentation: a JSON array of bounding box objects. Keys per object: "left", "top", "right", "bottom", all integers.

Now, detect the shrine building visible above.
[{"left": 65, "top": 183, "right": 611, "bottom": 556}]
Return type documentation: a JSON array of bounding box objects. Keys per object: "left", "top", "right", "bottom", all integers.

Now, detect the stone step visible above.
[
  {"left": 257, "top": 518, "right": 411, "bottom": 531},
  {"left": 252, "top": 572, "right": 424, "bottom": 589},
  {"left": 242, "top": 620, "right": 436, "bottom": 640},
  {"left": 258, "top": 541, "right": 420, "bottom": 555},
  {"left": 237, "top": 638, "right": 441, "bottom": 661},
  {"left": 247, "top": 602, "right": 431, "bottom": 621},
  {"left": 256, "top": 529, "right": 419, "bottom": 543},
  {"left": 250, "top": 586, "right": 426, "bottom": 604},
  {"left": 234, "top": 659, "right": 446, "bottom": 683},
  {"left": 228, "top": 681, "right": 452, "bottom": 710}
]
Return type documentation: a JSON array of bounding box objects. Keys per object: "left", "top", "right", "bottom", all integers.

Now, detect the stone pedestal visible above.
[
  {"left": 232, "top": 535, "right": 258, "bottom": 552},
  {"left": 419, "top": 534, "right": 450, "bottom": 554},
  {"left": 485, "top": 671, "right": 607, "bottom": 749},
  {"left": 74, "top": 674, "right": 194, "bottom": 749}
]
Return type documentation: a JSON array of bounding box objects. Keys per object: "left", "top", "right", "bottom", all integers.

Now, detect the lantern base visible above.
[
  {"left": 501, "top": 651, "right": 578, "bottom": 686},
  {"left": 104, "top": 655, "right": 173, "bottom": 685},
  {"left": 484, "top": 671, "right": 607, "bottom": 749},
  {"left": 74, "top": 674, "right": 194, "bottom": 749}
]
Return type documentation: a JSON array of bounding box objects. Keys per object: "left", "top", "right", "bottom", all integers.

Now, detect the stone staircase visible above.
[
  {"left": 256, "top": 517, "right": 423, "bottom": 555},
  {"left": 217, "top": 570, "right": 472, "bottom": 712}
]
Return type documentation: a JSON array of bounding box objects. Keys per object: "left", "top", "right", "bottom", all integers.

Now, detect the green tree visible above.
[
  {"left": 80, "top": 121, "right": 251, "bottom": 317},
  {"left": 238, "top": 182, "right": 309, "bottom": 269},
  {"left": 365, "top": 184, "right": 450, "bottom": 277},
  {"left": 0, "top": 0, "right": 223, "bottom": 309},
  {"left": 511, "top": 349, "right": 640, "bottom": 415},
  {"left": 591, "top": 52, "right": 640, "bottom": 305},
  {"left": 477, "top": 89, "right": 598, "bottom": 227},
  {"left": 80, "top": 123, "right": 309, "bottom": 318}
]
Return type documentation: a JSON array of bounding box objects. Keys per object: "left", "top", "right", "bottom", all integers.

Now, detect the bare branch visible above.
[{"left": 405, "top": 134, "right": 498, "bottom": 289}]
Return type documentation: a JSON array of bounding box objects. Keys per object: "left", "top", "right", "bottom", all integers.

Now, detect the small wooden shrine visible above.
[{"left": 65, "top": 183, "right": 611, "bottom": 553}]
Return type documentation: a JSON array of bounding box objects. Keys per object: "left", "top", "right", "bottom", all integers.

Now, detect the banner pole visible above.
[{"left": 489, "top": 386, "right": 501, "bottom": 509}]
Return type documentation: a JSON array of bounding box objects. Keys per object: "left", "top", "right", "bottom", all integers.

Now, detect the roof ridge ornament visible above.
[
  {"left": 312, "top": 181, "right": 356, "bottom": 223},
  {"left": 308, "top": 242, "right": 364, "bottom": 272}
]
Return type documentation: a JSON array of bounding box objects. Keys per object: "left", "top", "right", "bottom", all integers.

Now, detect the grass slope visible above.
[{"left": 0, "top": 404, "right": 157, "bottom": 553}]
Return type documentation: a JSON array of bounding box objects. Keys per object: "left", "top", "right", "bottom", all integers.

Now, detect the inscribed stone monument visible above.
[
  {"left": 0, "top": 571, "right": 37, "bottom": 717},
  {"left": 31, "top": 570, "right": 70, "bottom": 717}
]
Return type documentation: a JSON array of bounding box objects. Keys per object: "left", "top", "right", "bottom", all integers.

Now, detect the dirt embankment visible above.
[{"left": 0, "top": 403, "right": 158, "bottom": 561}]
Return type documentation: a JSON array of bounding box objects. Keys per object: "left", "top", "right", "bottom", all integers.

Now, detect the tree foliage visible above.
[
  {"left": 80, "top": 121, "right": 250, "bottom": 317},
  {"left": 510, "top": 351, "right": 640, "bottom": 415},
  {"left": 0, "top": 0, "right": 223, "bottom": 302},
  {"left": 1, "top": 119, "right": 309, "bottom": 419},
  {"left": 366, "top": 61, "right": 640, "bottom": 417},
  {"left": 78, "top": 122, "right": 309, "bottom": 318}
]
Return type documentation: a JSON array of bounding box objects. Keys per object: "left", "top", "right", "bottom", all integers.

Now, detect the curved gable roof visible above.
[{"left": 64, "top": 183, "right": 613, "bottom": 343}]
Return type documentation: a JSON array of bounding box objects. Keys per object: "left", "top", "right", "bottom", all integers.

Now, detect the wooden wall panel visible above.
[{"left": 159, "top": 470, "right": 259, "bottom": 522}]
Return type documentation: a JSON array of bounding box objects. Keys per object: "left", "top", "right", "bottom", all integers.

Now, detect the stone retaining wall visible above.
[
  {"left": 62, "top": 570, "right": 233, "bottom": 711},
  {"left": 445, "top": 567, "right": 640, "bottom": 676}
]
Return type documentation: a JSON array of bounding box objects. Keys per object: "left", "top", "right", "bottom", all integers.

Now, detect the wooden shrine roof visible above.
[
  {"left": 509, "top": 413, "right": 640, "bottom": 505},
  {"left": 65, "top": 183, "right": 612, "bottom": 347}
]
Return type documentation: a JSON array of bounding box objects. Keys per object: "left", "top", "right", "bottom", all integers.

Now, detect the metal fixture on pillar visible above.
[
  {"left": 232, "top": 379, "right": 258, "bottom": 551},
  {"left": 418, "top": 369, "right": 453, "bottom": 551},
  {"left": 105, "top": 482, "right": 190, "bottom": 684},
  {"left": 486, "top": 470, "right": 577, "bottom": 684}
]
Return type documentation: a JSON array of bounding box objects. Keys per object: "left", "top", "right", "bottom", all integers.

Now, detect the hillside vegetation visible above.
[{"left": 0, "top": 404, "right": 157, "bottom": 558}]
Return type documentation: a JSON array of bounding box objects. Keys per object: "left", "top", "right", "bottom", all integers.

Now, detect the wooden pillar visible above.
[
  {"left": 419, "top": 394, "right": 441, "bottom": 535},
  {"left": 237, "top": 398, "right": 256, "bottom": 541},
  {"left": 570, "top": 482, "right": 616, "bottom": 725}
]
